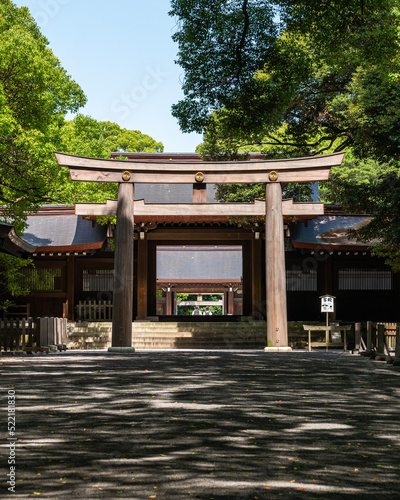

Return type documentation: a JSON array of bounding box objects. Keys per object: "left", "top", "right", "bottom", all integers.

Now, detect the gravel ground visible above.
[{"left": 1, "top": 350, "right": 400, "bottom": 499}]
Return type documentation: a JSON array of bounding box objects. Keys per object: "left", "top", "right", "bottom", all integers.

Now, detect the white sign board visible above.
[{"left": 321, "top": 296, "right": 334, "bottom": 313}]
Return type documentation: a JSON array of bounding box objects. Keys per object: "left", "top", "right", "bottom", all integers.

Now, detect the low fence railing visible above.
[
  {"left": 38, "top": 317, "right": 68, "bottom": 347},
  {"left": 0, "top": 318, "right": 36, "bottom": 352},
  {"left": 0, "top": 317, "right": 68, "bottom": 352},
  {"left": 2, "top": 304, "right": 30, "bottom": 320},
  {"left": 376, "top": 322, "right": 397, "bottom": 350},
  {"left": 75, "top": 300, "right": 113, "bottom": 321},
  {"left": 353, "top": 321, "right": 400, "bottom": 357}
]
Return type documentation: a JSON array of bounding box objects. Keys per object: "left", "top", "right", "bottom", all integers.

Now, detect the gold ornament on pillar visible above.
[
  {"left": 269, "top": 171, "right": 278, "bottom": 181},
  {"left": 195, "top": 172, "right": 205, "bottom": 183}
]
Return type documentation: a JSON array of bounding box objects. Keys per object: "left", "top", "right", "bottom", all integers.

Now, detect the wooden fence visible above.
[
  {"left": 75, "top": 300, "right": 113, "bottom": 321},
  {"left": 2, "top": 304, "right": 30, "bottom": 320},
  {"left": 38, "top": 317, "right": 68, "bottom": 347},
  {"left": 0, "top": 317, "right": 67, "bottom": 352},
  {"left": 377, "top": 323, "right": 397, "bottom": 350},
  {"left": 354, "top": 322, "right": 399, "bottom": 355},
  {"left": 0, "top": 318, "right": 36, "bottom": 351}
]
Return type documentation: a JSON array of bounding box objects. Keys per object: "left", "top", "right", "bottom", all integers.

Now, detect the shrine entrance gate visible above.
[{"left": 55, "top": 151, "right": 345, "bottom": 351}]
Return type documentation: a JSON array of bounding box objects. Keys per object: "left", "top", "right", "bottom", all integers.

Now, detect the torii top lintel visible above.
[{"left": 54, "top": 151, "right": 345, "bottom": 185}]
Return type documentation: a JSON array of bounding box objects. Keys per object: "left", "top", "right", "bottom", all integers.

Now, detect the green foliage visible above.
[
  {"left": 280, "top": 0, "right": 399, "bottom": 68},
  {"left": 176, "top": 293, "right": 190, "bottom": 314},
  {"left": 203, "top": 305, "right": 222, "bottom": 315},
  {"left": 0, "top": 2, "right": 164, "bottom": 227},
  {"left": 202, "top": 294, "right": 221, "bottom": 302},
  {"left": 171, "top": 0, "right": 400, "bottom": 267},
  {"left": 331, "top": 67, "right": 400, "bottom": 162},
  {"left": 321, "top": 156, "right": 384, "bottom": 201},
  {"left": 0, "top": 1, "right": 165, "bottom": 298},
  {"left": 170, "top": 0, "right": 279, "bottom": 134},
  {"left": 52, "top": 115, "right": 164, "bottom": 206},
  {"left": 370, "top": 245, "right": 400, "bottom": 273},
  {"left": 216, "top": 182, "right": 312, "bottom": 205},
  {"left": 0, "top": 253, "right": 31, "bottom": 310},
  {"left": 176, "top": 294, "right": 223, "bottom": 315},
  {"left": 171, "top": 0, "right": 400, "bottom": 160},
  {"left": 198, "top": 128, "right": 313, "bottom": 204},
  {"left": 176, "top": 293, "right": 190, "bottom": 301},
  {"left": 326, "top": 161, "right": 400, "bottom": 269},
  {"left": 176, "top": 306, "right": 192, "bottom": 316},
  {"left": 177, "top": 305, "right": 223, "bottom": 315},
  {"left": 0, "top": 0, "right": 86, "bottom": 230},
  {"left": 100, "top": 121, "right": 164, "bottom": 153}
]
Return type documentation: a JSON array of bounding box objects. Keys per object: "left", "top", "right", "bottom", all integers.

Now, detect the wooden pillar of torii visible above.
[
  {"left": 113, "top": 182, "right": 134, "bottom": 346},
  {"left": 55, "top": 151, "right": 345, "bottom": 351}
]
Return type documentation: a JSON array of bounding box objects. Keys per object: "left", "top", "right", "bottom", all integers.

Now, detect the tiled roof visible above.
[
  {"left": 134, "top": 184, "right": 217, "bottom": 204},
  {"left": 290, "top": 215, "right": 373, "bottom": 251},
  {"left": 0, "top": 223, "right": 35, "bottom": 258},
  {"left": 110, "top": 152, "right": 268, "bottom": 161},
  {"left": 21, "top": 211, "right": 107, "bottom": 254}
]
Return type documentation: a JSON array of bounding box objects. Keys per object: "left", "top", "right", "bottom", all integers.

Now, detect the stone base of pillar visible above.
[
  {"left": 371, "top": 353, "right": 390, "bottom": 361},
  {"left": 108, "top": 347, "right": 136, "bottom": 353},
  {"left": 263, "top": 346, "right": 292, "bottom": 352},
  {"left": 360, "top": 350, "right": 374, "bottom": 357}
]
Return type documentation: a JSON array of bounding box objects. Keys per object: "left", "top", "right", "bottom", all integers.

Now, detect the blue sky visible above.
[{"left": 14, "top": 0, "right": 203, "bottom": 152}]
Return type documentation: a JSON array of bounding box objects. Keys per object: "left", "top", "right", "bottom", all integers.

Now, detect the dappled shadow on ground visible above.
[{"left": 1, "top": 351, "right": 400, "bottom": 499}]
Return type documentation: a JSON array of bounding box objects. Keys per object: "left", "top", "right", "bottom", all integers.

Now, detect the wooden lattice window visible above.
[
  {"left": 83, "top": 270, "right": 114, "bottom": 292},
  {"left": 338, "top": 268, "right": 392, "bottom": 290},
  {"left": 286, "top": 269, "right": 317, "bottom": 291},
  {"left": 19, "top": 268, "right": 63, "bottom": 291}
]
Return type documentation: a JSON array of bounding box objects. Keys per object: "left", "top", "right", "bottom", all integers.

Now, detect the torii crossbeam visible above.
[
  {"left": 55, "top": 151, "right": 345, "bottom": 351},
  {"left": 75, "top": 198, "right": 324, "bottom": 217}
]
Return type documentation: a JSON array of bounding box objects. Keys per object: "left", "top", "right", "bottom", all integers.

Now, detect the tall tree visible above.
[
  {"left": 0, "top": 2, "right": 164, "bottom": 308},
  {"left": 324, "top": 160, "right": 400, "bottom": 270},
  {"left": 0, "top": 0, "right": 86, "bottom": 231},
  {"left": 52, "top": 115, "right": 164, "bottom": 205},
  {"left": 171, "top": 0, "right": 400, "bottom": 268},
  {"left": 170, "top": 0, "right": 400, "bottom": 159}
]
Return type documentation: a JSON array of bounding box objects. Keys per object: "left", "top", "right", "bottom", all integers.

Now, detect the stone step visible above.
[
  {"left": 132, "top": 344, "right": 263, "bottom": 350},
  {"left": 68, "top": 327, "right": 112, "bottom": 333},
  {"left": 131, "top": 328, "right": 267, "bottom": 334},
  {"left": 69, "top": 336, "right": 266, "bottom": 342},
  {"left": 69, "top": 325, "right": 267, "bottom": 337},
  {"left": 132, "top": 337, "right": 266, "bottom": 347},
  {"left": 69, "top": 321, "right": 267, "bottom": 330},
  {"left": 68, "top": 335, "right": 266, "bottom": 350},
  {"left": 131, "top": 336, "right": 266, "bottom": 343},
  {"left": 131, "top": 331, "right": 266, "bottom": 337},
  {"left": 66, "top": 320, "right": 312, "bottom": 350},
  {"left": 67, "top": 331, "right": 267, "bottom": 338},
  {"left": 132, "top": 321, "right": 267, "bottom": 330}
]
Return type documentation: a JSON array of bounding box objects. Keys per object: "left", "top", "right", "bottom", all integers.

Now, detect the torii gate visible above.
[{"left": 55, "top": 151, "right": 345, "bottom": 351}]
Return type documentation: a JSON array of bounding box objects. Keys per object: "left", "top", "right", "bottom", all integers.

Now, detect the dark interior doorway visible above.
[{"left": 155, "top": 244, "right": 243, "bottom": 319}]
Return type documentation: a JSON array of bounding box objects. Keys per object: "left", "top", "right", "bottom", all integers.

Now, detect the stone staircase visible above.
[
  {"left": 67, "top": 321, "right": 268, "bottom": 350},
  {"left": 67, "top": 322, "right": 112, "bottom": 350}
]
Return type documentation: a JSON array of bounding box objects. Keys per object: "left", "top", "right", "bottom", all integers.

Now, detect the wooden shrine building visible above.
[
  {"left": 0, "top": 222, "right": 35, "bottom": 258},
  {"left": 18, "top": 202, "right": 398, "bottom": 322},
  {"left": 53, "top": 151, "right": 348, "bottom": 350},
  {"left": 7, "top": 152, "right": 399, "bottom": 349}
]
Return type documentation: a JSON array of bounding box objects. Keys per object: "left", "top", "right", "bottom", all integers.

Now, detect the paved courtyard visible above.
[{"left": 1, "top": 350, "right": 400, "bottom": 499}]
